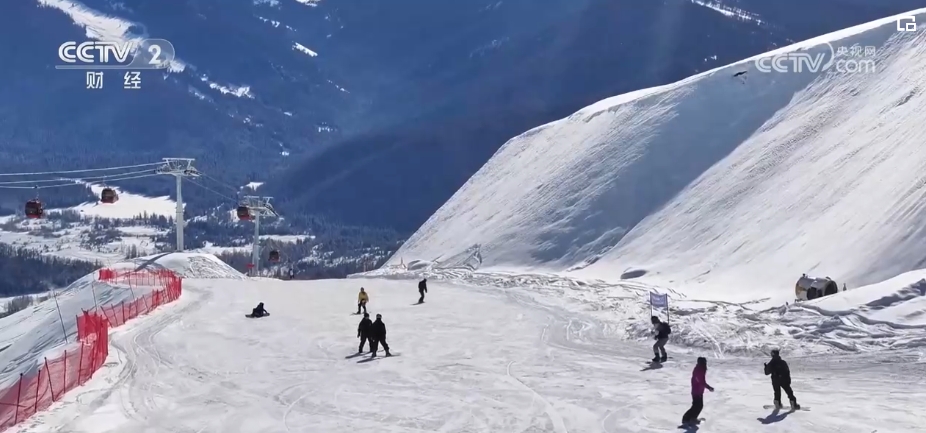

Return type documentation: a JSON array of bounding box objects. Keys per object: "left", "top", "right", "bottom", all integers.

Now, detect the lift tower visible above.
[
  {"left": 156, "top": 158, "right": 200, "bottom": 252},
  {"left": 241, "top": 196, "right": 277, "bottom": 276}
]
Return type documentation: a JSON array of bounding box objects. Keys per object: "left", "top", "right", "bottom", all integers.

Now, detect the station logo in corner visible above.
[
  {"left": 56, "top": 38, "right": 176, "bottom": 70},
  {"left": 755, "top": 41, "right": 878, "bottom": 75},
  {"left": 56, "top": 38, "right": 176, "bottom": 90}
]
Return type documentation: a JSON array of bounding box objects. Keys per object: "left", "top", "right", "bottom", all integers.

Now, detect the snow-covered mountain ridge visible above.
[{"left": 389, "top": 9, "right": 926, "bottom": 308}]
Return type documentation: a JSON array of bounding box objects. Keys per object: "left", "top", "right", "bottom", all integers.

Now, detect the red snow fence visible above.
[
  {"left": 95, "top": 269, "right": 183, "bottom": 328},
  {"left": 0, "top": 312, "right": 108, "bottom": 431},
  {"left": 0, "top": 269, "right": 182, "bottom": 432}
]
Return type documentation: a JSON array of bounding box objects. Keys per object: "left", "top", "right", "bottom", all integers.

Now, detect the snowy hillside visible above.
[
  {"left": 9, "top": 275, "right": 926, "bottom": 433},
  {"left": 58, "top": 184, "right": 177, "bottom": 220},
  {"left": 390, "top": 9, "right": 926, "bottom": 307},
  {"left": 0, "top": 253, "right": 241, "bottom": 391}
]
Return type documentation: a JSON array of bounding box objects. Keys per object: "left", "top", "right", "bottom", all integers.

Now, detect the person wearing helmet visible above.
[
  {"left": 369, "top": 313, "right": 392, "bottom": 357},
  {"left": 357, "top": 312, "right": 373, "bottom": 353},
  {"left": 682, "top": 357, "right": 714, "bottom": 426},
  {"left": 764, "top": 349, "right": 799, "bottom": 409},
  {"left": 357, "top": 287, "right": 369, "bottom": 315},
  {"left": 651, "top": 316, "right": 671, "bottom": 362}
]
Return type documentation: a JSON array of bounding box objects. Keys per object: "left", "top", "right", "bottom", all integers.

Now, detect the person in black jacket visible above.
[
  {"left": 764, "top": 349, "right": 799, "bottom": 409},
  {"left": 417, "top": 278, "right": 428, "bottom": 304},
  {"left": 651, "top": 316, "right": 671, "bottom": 362},
  {"left": 370, "top": 313, "right": 392, "bottom": 357},
  {"left": 250, "top": 302, "right": 269, "bottom": 318},
  {"left": 357, "top": 313, "right": 373, "bottom": 353}
]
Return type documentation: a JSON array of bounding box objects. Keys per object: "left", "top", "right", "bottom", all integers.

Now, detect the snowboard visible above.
[
  {"left": 763, "top": 405, "right": 809, "bottom": 411},
  {"left": 245, "top": 314, "right": 269, "bottom": 318},
  {"left": 357, "top": 353, "right": 400, "bottom": 363},
  {"left": 677, "top": 418, "right": 705, "bottom": 429}
]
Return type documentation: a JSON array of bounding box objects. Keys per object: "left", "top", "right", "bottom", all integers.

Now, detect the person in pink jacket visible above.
[{"left": 682, "top": 357, "right": 714, "bottom": 425}]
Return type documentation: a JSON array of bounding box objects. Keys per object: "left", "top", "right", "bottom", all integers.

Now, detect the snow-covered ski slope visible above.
[
  {"left": 389, "top": 9, "right": 926, "bottom": 306},
  {"left": 0, "top": 253, "right": 241, "bottom": 391},
  {"left": 9, "top": 270, "right": 926, "bottom": 433}
]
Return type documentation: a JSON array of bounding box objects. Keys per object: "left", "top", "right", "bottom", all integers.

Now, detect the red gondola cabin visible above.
[
  {"left": 100, "top": 187, "right": 118, "bottom": 204},
  {"left": 237, "top": 206, "right": 252, "bottom": 221},
  {"left": 25, "top": 200, "right": 44, "bottom": 219},
  {"left": 269, "top": 251, "right": 280, "bottom": 262}
]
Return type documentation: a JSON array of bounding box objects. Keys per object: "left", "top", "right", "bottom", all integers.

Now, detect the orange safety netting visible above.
[{"left": 0, "top": 269, "right": 182, "bottom": 432}]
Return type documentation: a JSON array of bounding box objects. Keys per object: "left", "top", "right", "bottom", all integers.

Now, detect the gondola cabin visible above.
[
  {"left": 269, "top": 250, "right": 280, "bottom": 262},
  {"left": 236, "top": 206, "right": 252, "bottom": 221},
  {"left": 25, "top": 200, "right": 44, "bottom": 219},
  {"left": 100, "top": 187, "right": 118, "bottom": 204}
]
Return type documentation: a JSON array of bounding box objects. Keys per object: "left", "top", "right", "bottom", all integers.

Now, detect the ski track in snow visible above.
[{"left": 10, "top": 274, "right": 926, "bottom": 433}]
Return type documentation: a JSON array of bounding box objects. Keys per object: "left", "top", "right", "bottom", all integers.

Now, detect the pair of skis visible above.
[{"left": 763, "top": 405, "right": 810, "bottom": 411}]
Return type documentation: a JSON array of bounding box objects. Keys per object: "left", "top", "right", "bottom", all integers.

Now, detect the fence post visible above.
[
  {"left": 141, "top": 290, "right": 150, "bottom": 314},
  {"left": 121, "top": 302, "right": 126, "bottom": 324},
  {"left": 14, "top": 373, "right": 23, "bottom": 423},
  {"left": 34, "top": 366, "right": 42, "bottom": 414},
  {"left": 78, "top": 342, "right": 84, "bottom": 385},
  {"left": 44, "top": 358, "right": 56, "bottom": 401},
  {"left": 63, "top": 349, "right": 68, "bottom": 395}
]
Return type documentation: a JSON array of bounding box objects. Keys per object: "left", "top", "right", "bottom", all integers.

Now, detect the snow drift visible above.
[{"left": 389, "top": 9, "right": 926, "bottom": 305}]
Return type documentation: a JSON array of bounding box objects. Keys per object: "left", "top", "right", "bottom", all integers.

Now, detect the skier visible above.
[
  {"left": 417, "top": 278, "right": 428, "bottom": 303},
  {"left": 651, "top": 316, "right": 671, "bottom": 362},
  {"left": 764, "top": 349, "right": 800, "bottom": 409},
  {"left": 357, "top": 287, "right": 369, "bottom": 314},
  {"left": 357, "top": 312, "right": 372, "bottom": 353},
  {"left": 369, "top": 313, "right": 391, "bottom": 357},
  {"left": 249, "top": 302, "right": 269, "bottom": 318},
  {"left": 682, "top": 357, "right": 714, "bottom": 426}
]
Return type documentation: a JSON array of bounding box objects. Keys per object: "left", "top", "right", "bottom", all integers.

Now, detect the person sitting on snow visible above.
[{"left": 251, "top": 302, "right": 269, "bottom": 318}]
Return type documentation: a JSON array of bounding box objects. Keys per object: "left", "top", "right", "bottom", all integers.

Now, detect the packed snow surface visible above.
[
  {"left": 389, "top": 9, "right": 926, "bottom": 307},
  {"left": 9, "top": 276, "right": 926, "bottom": 432}
]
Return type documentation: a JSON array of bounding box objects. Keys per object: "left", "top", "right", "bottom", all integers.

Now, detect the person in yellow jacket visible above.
[{"left": 357, "top": 287, "right": 369, "bottom": 314}]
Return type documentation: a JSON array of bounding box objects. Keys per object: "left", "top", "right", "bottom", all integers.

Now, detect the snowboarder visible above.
[
  {"left": 249, "top": 302, "right": 269, "bottom": 318},
  {"left": 288, "top": 268, "right": 295, "bottom": 280},
  {"left": 418, "top": 278, "right": 428, "bottom": 303},
  {"left": 682, "top": 357, "right": 714, "bottom": 426},
  {"left": 357, "top": 287, "right": 369, "bottom": 314},
  {"left": 357, "top": 312, "right": 372, "bottom": 353},
  {"left": 764, "top": 349, "right": 799, "bottom": 410},
  {"left": 651, "top": 316, "right": 671, "bottom": 362},
  {"left": 370, "top": 313, "right": 391, "bottom": 357}
]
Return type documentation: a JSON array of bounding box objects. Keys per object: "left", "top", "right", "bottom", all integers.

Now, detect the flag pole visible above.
[{"left": 666, "top": 295, "right": 670, "bottom": 325}]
